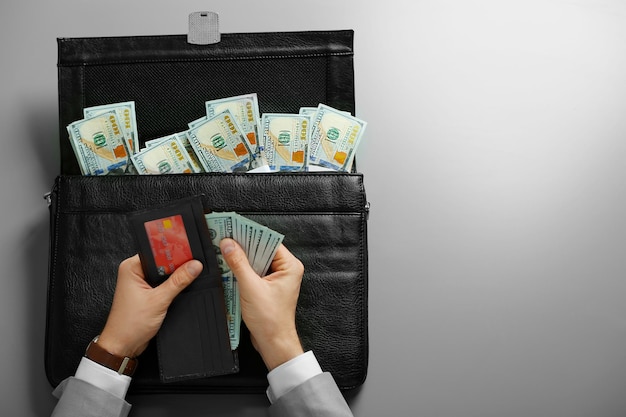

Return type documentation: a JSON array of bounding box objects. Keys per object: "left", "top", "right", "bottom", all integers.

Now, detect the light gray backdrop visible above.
[{"left": 2, "top": 1, "right": 626, "bottom": 416}]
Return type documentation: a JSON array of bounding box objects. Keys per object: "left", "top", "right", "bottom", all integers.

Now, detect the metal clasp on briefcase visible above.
[{"left": 188, "top": 11, "right": 220, "bottom": 45}]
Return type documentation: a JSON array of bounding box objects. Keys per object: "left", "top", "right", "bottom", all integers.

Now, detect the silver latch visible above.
[
  {"left": 43, "top": 191, "right": 52, "bottom": 207},
  {"left": 188, "top": 11, "right": 220, "bottom": 45}
]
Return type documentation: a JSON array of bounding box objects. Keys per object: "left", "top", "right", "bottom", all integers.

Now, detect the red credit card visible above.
[{"left": 144, "top": 214, "right": 193, "bottom": 276}]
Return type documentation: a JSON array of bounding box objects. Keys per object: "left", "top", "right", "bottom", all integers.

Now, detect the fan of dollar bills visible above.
[
  {"left": 205, "top": 212, "right": 284, "bottom": 350},
  {"left": 66, "top": 94, "right": 367, "bottom": 176}
]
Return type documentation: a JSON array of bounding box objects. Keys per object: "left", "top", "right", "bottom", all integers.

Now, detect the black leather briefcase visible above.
[{"left": 46, "top": 25, "right": 369, "bottom": 394}]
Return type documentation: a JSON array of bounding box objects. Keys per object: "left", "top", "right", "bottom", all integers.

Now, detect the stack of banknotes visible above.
[
  {"left": 66, "top": 93, "right": 367, "bottom": 176},
  {"left": 205, "top": 212, "right": 284, "bottom": 350}
]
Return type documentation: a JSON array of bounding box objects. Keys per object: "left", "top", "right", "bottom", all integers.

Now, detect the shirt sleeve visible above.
[
  {"left": 74, "top": 357, "right": 132, "bottom": 400},
  {"left": 74, "top": 350, "right": 321, "bottom": 403},
  {"left": 266, "top": 350, "right": 323, "bottom": 404}
]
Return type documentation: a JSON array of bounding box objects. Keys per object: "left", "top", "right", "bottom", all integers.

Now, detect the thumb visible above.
[
  {"left": 220, "top": 238, "right": 258, "bottom": 289},
  {"left": 155, "top": 259, "right": 203, "bottom": 303}
]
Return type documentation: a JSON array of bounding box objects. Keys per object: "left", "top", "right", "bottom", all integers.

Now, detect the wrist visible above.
[
  {"left": 96, "top": 335, "right": 134, "bottom": 358},
  {"left": 98, "top": 323, "right": 148, "bottom": 358},
  {"left": 97, "top": 329, "right": 144, "bottom": 359},
  {"left": 85, "top": 336, "right": 138, "bottom": 376},
  {"left": 258, "top": 331, "right": 304, "bottom": 371}
]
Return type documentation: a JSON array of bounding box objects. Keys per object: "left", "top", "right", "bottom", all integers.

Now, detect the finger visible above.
[
  {"left": 269, "top": 244, "right": 304, "bottom": 276},
  {"left": 220, "top": 238, "right": 259, "bottom": 291},
  {"left": 155, "top": 259, "right": 203, "bottom": 302},
  {"left": 272, "top": 244, "right": 290, "bottom": 262},
  {"left": 118, "top": 254, "right": 142, "bottom": 277}
]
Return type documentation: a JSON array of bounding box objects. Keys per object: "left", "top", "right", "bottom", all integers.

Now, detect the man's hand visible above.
[
  {"left": 220, "top": 238, "right": 305, "bottom": 370},
  {"left": 97, "top": 255, "right": 203, "bottom": 358}
]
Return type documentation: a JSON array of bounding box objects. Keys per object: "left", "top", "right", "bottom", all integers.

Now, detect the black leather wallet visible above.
[
  {"left": 127, "top": 195, "right": 237, "bottom": 382},
  {"left": 46, "top": 29, "right": 369, "bottom": 394}
]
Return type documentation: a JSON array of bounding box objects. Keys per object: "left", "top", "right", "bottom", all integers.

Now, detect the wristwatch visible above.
[{"left": 85, "top": 335, "right": 138, "bottom": 376}]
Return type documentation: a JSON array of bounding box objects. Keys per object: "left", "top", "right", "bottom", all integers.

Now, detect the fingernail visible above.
[
  {"left": 220, "top": 238, "right": 235, "bottom": 255},
  {"left": 186, "top": 260, "right": 203, "bottom": 276}
]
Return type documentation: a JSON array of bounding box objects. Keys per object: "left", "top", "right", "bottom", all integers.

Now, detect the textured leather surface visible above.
[{"left": 46, "top": 173, "right": 369, "bottom": 393}]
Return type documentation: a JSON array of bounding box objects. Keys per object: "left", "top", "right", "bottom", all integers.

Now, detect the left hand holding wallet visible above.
[{"left": 96, "top": 255, "right": 203, "bottom": 368}]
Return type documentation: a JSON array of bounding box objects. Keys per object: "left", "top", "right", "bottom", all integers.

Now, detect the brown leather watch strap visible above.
[{"left": 85, "top": 336, "right": 138, "bottom": 376}]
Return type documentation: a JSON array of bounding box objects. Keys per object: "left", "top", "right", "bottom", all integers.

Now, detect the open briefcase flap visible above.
[{"left": 57, "top": 30, "right": 356, "bottom": 175}]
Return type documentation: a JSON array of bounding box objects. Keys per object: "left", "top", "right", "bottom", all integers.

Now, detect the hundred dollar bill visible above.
[
  {"left": 188, "top": 115, "right": 208, "bottom": 130},
  {"left": 261, "top": 113, "right": 309, "bottom": 171},
  {"left": 148, "top": 130, "right": 205, "bottom": 173},
  {"left": 187, "top": 110, "right": 253, "bottom": 172},
  {"left": 173, "top": 132, "right": 204, "bottom": 172},
  {"left": 300, "top": 106, "right": 351, "bottom": 118},
  {"left": 205, "top": 212, "right": 240, "bottom": 350},
  {"left": 221, "top": 270, "right": 239, "bottom": 350},
  {"left": 224, "top": 212, "right": 283, "bottom": 278},
  {"left": 298, "top": 107, "right": 319, "bottom": 118},
  {"left": 308, "top": 104, "right": 366, "bottom": 172},
  {"left": 205, "top": 211, "right": 285, "bottom": 350},
  {"left": 131, "top": 134, "right": 201, "bottom": 174},
  {"left": 206, "top": 94, "right": 261, "bottom": 154},
  {"left": 145, "top": 133, "right": 202, "bottom": 172},
  {"left": 66, "top": 110, "right": 131, "bottom": 175},
  {"left": 84, "top": 101, "right": 138, "bottom": 154},
  {"left": 144, "top": 139, "right": 159, "bottom": 148},
  {"left": 233, "top": 215, "right": 283, "bottom": 276}
]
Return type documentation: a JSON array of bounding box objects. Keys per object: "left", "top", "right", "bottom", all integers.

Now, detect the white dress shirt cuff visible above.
[
  {"left": 266, "top": 350, "right": 323, "bottom": 404},
  {"left": 74, "top": 357, "right": 132, "bottom": 400}
]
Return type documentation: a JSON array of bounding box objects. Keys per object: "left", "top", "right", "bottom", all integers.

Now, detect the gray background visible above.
[{"left": 2, "top": 0, "right": 626, "bottom": 416}]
